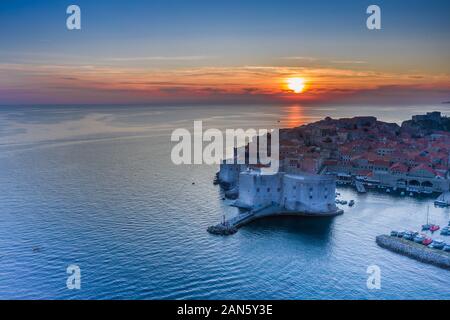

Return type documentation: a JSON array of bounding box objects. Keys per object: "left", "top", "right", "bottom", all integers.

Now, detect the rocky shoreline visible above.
[
  {"left": 376, "top": 235, "right": 450, "bottom": 270},
  {"left": 207, "top": 224, "right": 238, "bottom": 236}
]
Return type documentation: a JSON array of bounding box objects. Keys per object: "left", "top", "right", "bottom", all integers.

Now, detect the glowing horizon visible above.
[{"left": 1, "top": 62, "right": 448, "bottom": 105}]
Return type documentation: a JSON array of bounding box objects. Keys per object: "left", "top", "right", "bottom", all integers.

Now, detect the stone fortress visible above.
[{"left": 218, "top": 161, "right": 341, "bottom": 216}]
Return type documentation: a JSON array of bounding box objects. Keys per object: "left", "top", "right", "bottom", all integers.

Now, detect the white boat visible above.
[
  {"left": 434, "top": 192, "right": 450, "bottom": 207},
  {"left": 355, "top": 181, "right": 366, "bottom": 193},
  {"left": 421, "top": 205, "right": 432, "bottom": 231}
]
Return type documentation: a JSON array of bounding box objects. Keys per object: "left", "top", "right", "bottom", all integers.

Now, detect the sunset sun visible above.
[{"left": 287, "top": 77, "right": 306, "bottom": 93}]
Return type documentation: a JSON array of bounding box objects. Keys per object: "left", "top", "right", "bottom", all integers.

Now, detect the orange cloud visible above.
[{"left": 0, "top": 63, "right": 449, "bottom": 105}]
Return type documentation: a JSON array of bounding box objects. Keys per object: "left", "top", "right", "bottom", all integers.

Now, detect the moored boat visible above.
[
  {"left": 434, "top": 192, "right": 450, "bottom": 207},
  {"left": 422, "top": 237, "right": 433, "bottom": 246},
  {"left": 430, "top": 224, "right": 440, "bottom": 232},
  {"left": 428, "top": 240, "right": 445, "bottom": 250},
  {"left": 403, "top": 231, "right": 414, "bottom": 241},
  {"left": 413, "top": 234, "right": 426, "bottom": 243}
]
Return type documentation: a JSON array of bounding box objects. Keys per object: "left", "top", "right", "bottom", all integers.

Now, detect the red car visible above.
[{"left": 423, "top": 237, "right": 433, "bottom": 246}]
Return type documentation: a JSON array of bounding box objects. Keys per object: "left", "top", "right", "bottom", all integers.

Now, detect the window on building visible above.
[
  {"left": 267, "top": 188, "right": 270, "bottom": 192},
  {"left": 256, "top": 188, "right": 260, "bottom": 192}
]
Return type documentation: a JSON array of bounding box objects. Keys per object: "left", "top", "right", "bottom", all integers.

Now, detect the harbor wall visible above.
[
  {"left": 237, "top": 170, "right": 338, "bottom": 215},
  {"left": 282, "top": 174, "right": 336, "bottom": 213},
  {"left": 376, "top": 235, "right": 450, "bottom": 270},
  {"left": 238, "top": 171, "right": 283, "bottom": 208},
  {"left": 218, "top": 162, "right": 246, "bottom": 187}
]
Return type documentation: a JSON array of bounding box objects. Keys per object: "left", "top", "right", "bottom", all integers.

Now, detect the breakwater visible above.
[
  {"left": 207, "top": 205, "right": 343, "bottom": 236},
  {"left": 376, "top": 235, "right": 450, "bottom": 270}
]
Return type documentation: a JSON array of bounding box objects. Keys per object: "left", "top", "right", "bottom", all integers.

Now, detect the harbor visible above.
[
  {"left": 377, "top": 204, "right": 450, "bottom": 270},
  {"left": 376, "top": 235, "right": 450, "bottom": 270}
]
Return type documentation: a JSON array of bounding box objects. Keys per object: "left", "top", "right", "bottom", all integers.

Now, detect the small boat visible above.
[
  {"left": 422, "top": 237, "right": 433, "bottom": 246},
  {"left": 440, "top": 227, "right": 450, "bottom": 236},
  {"left": 429, "top": 240, "right": 445, "bottom": 250},
  {"left": 409, "top": 192, "right": 414, "bottom": 196},
  {"left": 413, "top": 234, "right": 426, "bottom": 243},
  {"left": 341, "top": 200, "right": 348, "bottom": 205},
  {"left": 400, "top": 191, "right": 405, "bottom": 196},
  {"left": 348, "top": 200, "right": 355, "bottom": 207},
  {"left": 434, "top": 193, "right": 450, "bottom": 207},
  {"left": 403, "top": 232, "right": 414, "bottom": 240},
  {"left": 443, "top": 245, "right": 450, "bottom": 252},
  {"left": 390, "top": 230, "right": 398, "bottom": 237},
  {"left": 421, "top": 205, "right": 433, "bottom": 231},
  {"left": 397, "top": 231, "right": 406, "bottom": 238},
  {"left": 430, "top": 224, "right": 440, "bottom": 232},
  {"left": 434, "top": 200, "right": 448, "bottom": 207}
]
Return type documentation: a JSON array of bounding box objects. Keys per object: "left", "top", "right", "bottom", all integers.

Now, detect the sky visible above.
[{"left": 0, "top": 0, "right": 449, "bottom": 105}]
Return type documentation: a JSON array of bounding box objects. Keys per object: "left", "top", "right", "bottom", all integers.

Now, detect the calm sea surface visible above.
[{"left": 0, "top": 104, "right": 449, "bottom": 299}]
